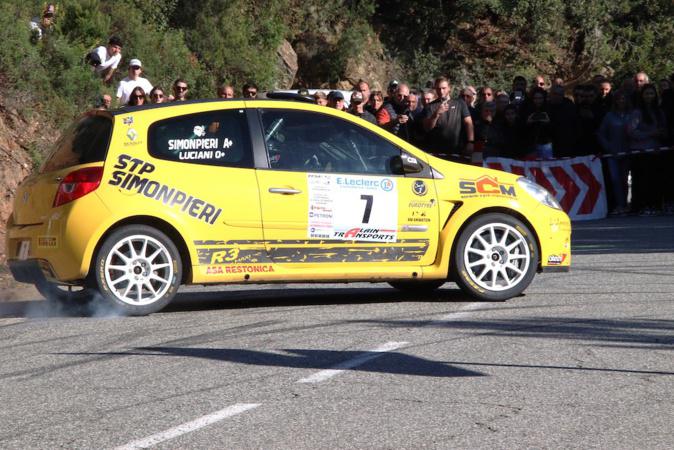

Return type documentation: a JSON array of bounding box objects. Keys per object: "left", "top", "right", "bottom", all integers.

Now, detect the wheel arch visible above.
[
  {"left": 448, "top": 206, "right": 542, "bottom": 278},
  {"left": 87, "top": 215, "right": 193, "bottom": 284}
]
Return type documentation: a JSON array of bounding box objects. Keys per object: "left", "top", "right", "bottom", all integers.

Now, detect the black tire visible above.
[
  {"left": 92, "top": 225, "right": 182, "bottom": 316},
  {"left": 452, "top": 213, "right": 538, "bottom": 301},
  {"left": 35, "top": 280, "right": 93, "bottom": 305},
  {"left": 388, "top": 280, "right": 446, "bottom": 293}
]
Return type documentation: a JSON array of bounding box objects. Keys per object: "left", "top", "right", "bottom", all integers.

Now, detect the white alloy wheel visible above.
[
  {"left": 463, "top": 222, "right": 530, "bottom": 291},
  {"left": 103, "top": 234, "right": 174, "bottom": 306},
  {"left": 453, "top": 213, "right": 538, "bottom": 301}
]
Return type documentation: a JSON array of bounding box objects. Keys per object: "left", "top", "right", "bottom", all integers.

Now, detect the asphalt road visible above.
[{"left": 0, "top": 216, "right": 672, "bottom": 449}]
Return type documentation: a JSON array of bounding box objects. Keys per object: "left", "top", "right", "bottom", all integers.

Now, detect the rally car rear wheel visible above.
[
  {"left": 453, "top": 213, "right": 538, "bottom": 301},
  {"left": 92, "top": 225, "right": 181, "bottom": 315}
]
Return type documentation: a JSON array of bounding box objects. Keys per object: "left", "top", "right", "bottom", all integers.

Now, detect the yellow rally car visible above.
[{"left": 5, "top": 97, "right": 571, "bottom": 315}]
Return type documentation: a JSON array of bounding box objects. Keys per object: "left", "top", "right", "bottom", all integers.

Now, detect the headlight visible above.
[{"left": 517, "top": 177, "right": 562, "bottom": 210}]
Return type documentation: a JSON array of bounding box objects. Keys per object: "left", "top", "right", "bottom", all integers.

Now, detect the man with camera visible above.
[
  {"left": 376, "top": 83, "right": 416, "bottom": 141},
  {"left": 422, "top": 77, "right": 475, "bottom": 159}
]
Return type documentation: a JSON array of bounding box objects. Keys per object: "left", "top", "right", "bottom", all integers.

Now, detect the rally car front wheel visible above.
[
  {"left": 453, "top": 213, "right": 538, "bottom": 301},
  {"left": 92, "top": 225, "right": 182, "bottom": 316}
]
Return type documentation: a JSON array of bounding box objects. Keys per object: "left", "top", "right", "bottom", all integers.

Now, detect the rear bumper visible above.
[{"left": 7, "top": 259, "right": 53, "bottom": 285}]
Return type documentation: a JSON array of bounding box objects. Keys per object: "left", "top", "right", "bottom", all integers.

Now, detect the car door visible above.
[
  {"left": 254, "top": 107, "right": 439, "bottom": 270},
  {"left": 145, "top": 106, "right": 266, "bottom": 279}
]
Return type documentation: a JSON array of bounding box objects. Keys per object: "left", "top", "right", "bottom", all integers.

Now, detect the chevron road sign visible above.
[{"left": 484, "top": 156, "right": 608, "bottom": 221}]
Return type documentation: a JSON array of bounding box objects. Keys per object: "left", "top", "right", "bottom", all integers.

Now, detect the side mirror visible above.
[
  {"left": 389, "top": 155, "right": 405, "bottom": 175},
  {"left": 390, "top": 154, "right": 424, "bottom": 175},
  {"left": 402, "top": 153, "right": 423, "bottom": 173}
]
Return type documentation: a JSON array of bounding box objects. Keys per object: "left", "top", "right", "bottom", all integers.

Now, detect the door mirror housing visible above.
[{"left": 390, "top": 154, "right": 423, "bottom": 175}]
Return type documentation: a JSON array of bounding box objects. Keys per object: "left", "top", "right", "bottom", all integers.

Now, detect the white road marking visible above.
[
  {"left": 297, "top": 341, "right": 408, "bottom": 384},
  {"left": 113, "top": 403, "right": 260, "bottom": 450},
  {"left": 429, "top": 302, "right": 486, "bottom": 326}
]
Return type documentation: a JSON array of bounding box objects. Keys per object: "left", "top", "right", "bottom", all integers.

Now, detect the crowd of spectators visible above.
[
  {"left": 27, "top": 6, "right": 674, "bottom": 217},
  {"left": 86, "top": 40, "right": 674, "bottom": 217}
]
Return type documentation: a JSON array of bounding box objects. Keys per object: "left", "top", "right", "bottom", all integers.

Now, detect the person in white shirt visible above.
[
  {"left": 116, "top": 59, "right": 153, "bottom": 106},
  {"left": 29, "top": 3, "right": 56, "bottom": 43},
  {"left": 88, "top": 36, "right": 123, "bottom": 84}
]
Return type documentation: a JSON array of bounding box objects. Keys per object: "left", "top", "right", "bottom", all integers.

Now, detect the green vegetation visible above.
[{"left": 1, "top": 0, "right": 674, "bottom": 134}]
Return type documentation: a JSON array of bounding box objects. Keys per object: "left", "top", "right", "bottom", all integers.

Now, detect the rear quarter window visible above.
[
  {"left": 40, "top": 114, "right": 112, "bottom": 173},
  {"left": 148, "top": 109, "right": 253, "bottom": 168}
]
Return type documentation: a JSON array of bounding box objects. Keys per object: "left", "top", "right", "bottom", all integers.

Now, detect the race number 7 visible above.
[{"left": 360, "top": 194, "right": 373, "bottom": 223}]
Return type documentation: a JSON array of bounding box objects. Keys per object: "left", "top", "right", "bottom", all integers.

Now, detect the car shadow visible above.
[
  {"left": 57, "top": 346, "right": 486, "bottom": 379},
  {"left": 164, "top": 285, "right": 480, "bottom": 313},
  {"left": 0, "top": 284, "right": 483, "bottom": 318}
]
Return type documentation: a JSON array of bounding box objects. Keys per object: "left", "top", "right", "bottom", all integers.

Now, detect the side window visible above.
[
  {"left": 260, "top": 109, "right": 400, "bottom": 174},
  {"left": 148, "top": 109, "right": 252, "bottom": 168}
]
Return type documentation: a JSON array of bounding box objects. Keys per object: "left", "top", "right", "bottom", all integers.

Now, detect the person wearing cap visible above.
[
  {"left": 327, "top": 91, "right": 346, "bottom": 111},
  {"left": 348, "top": 91, "right": 376, "bottom": 124},
  {"left": 313, "top": 91, "right": 328, "bottom": 106},
  {"left": 29, "top": 3, "right": 56, "bottom": 43},
  {"left": 88, "top": 36, "right": 123, "bottom": 84},
  {"left": 116, "top": 58, "right": 153, "bottom": 106}
]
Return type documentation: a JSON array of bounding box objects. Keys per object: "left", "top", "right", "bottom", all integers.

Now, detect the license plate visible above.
[{"left": 18, "top": 240, "right": 30, "bottom": 260}]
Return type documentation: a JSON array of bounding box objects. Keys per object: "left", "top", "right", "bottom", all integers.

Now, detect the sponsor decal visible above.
[
  {"left": 333, "top": 227, "right": 396, "bottom": 242},
  {"left": 407, "top": 209, "right": 431, "bottom": 223},
  {"left": 459, "top": 175, "right": 516, "bottom": 198},
  {"left": 37, "top": 236, "right": 57, "bottom": 248},
  {"left": 308, "top": 174, "right": 398, "bottom": 242},
  {"left": 122, "top": 116, "right": 134, "bottom": 125},
  {"left": 336, "top": 176, "right": 386, "bottom": 189},
  {"left": 205, "top": 264, "right": 275, "bottom": 274},
  {"left": 195, "top": 239, "right": 430, "bottom": 264},
  {"left": 408, "top": 200, "right": 434, "bottom": 208},
  {"left": 412, "top": 180, "right": 427, "bottom": 196},
  {"left": 380, "top": 178, "right": 394, "bottom": 192},
  {"left": 210, "top": 248, "right": 240, "bottom": 264},
  {"left": 124, "top": 128, "right": 143, "bottom": 147},
  {"left": 547, "top": 254, "right": 567, "bottom": 265},
  {"left": 108, "top": 154, "right": 223, "bottom": 225}
]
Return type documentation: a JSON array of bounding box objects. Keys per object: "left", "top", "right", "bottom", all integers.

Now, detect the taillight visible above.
[{"left": 53, "top": 166, "right": 104, "bottom": 207}]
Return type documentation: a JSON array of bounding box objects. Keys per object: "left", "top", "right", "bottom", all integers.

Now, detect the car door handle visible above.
[
  {"left": 401, "top": 225, "right": 428, "bottom": 232},
  {"left": 268, "top": 187, "right": 302, "bottom": 195}
]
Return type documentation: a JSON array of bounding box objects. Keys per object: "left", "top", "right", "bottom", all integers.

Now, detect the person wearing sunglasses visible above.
[
  {"left": 172, "top": 79, "right": 189, "bottom": 101},
  {"left": 149, "top": 86, "right": 166, "bottom": 104},
  {"left": 126, "top": 87, "right": 147, "bottom": 107},
  {"left": 242, "top": 83, "right": 258, "bottom": 99},
  {"left": 116, "top": 58, "right": 153, "bottom": 106}
]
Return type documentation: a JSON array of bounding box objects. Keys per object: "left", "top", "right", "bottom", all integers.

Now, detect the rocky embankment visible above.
[{"left": 0, "top": 95, "right": 56, "bottom": 265}]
